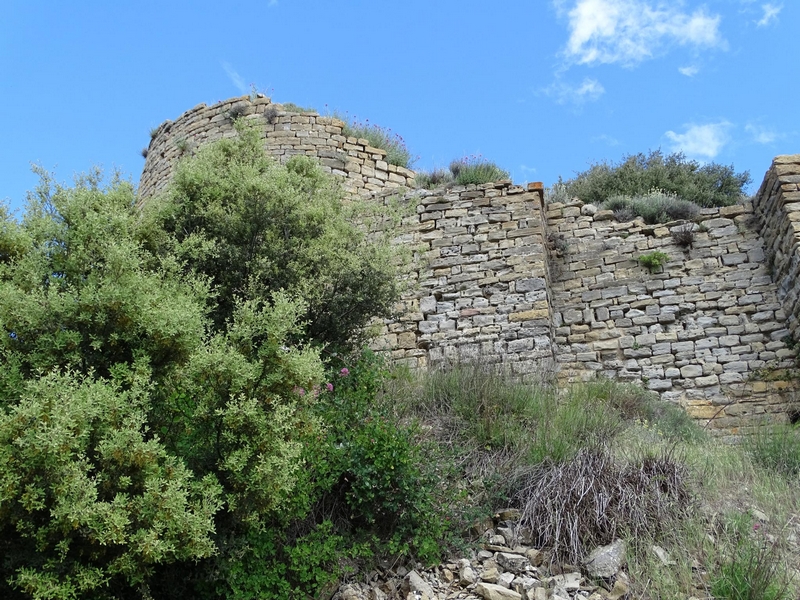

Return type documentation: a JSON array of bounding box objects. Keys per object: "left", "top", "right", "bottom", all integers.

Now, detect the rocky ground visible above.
[{"left": 331, "top": 509, "right": 701, "bottom": 600}]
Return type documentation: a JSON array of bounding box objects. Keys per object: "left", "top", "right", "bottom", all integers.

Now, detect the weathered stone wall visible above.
[
  {"left": 545, "top": 198, "right": 797, "bottom": 435},
  {"left": 138, "top": 96, "right": 415, "bottom": 202},
  {"left": 371, "top": 182, "right": 555, "bottom": 383},
  {"left": 751, "top": 155, "right": 800, "bottom": 338},
  {"left": 137, "top": 96, "right": 800, "bottom": 435}
]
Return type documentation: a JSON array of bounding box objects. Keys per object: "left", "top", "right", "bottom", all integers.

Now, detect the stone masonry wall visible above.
[
  {"left": 546, "top": 198, "right": 798, "bottom": 435},
  {"left": 371, "top": 182, "right": 555, "bottom": 383},
  {"left": 138, "top": 96, "right": 415, "bottom": 202},
  {"left": 137, "top": 96, "right": 800, "bottom": 435},
  {"left": 751, "top": 155, "right": 800, "bottom": 338}
]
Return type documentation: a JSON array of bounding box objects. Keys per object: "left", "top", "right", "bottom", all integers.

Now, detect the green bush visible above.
[
  {"left": 0, "top": 152, "right": 401, "bottom": 597},
  {"left": 603, "top": 189, "right": 700, "bottom": 224},
  {"left": 339, "top": 116, "right": 413, "bottom": 168},
  {"left": 449, "top": 156, "right": 509, "bottom": 186},
  {"left": 314, "top": 351, "right": 446, "bottom": 561},
  {"left": 144, "top": 120, "right": 400, "bottom": 351},
  {"left": 639, "top": 250, "right": 670, "bottom": 272},
  {"left": 560, "top": 149, "right": 750, "bottom": 208},
  {"left": 214, "top": 521, "right": 346, "bottom": 600},
  {"left": 0, "top": 373, "right": 222, "bottom": 600}
]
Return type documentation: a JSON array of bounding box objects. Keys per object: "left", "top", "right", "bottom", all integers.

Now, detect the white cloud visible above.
[
  {"left": 544, "top": 77, "right": 605, "bottom": 104},
  {"left": 679, "top": 65, "right": 699, "bottom": 76},
  {"left": 746, "top": 123, "right": 777, "bottom": 144},
  {"left": 665, "top": 122, "right": 731, "bottom": 158},
  {"left": 757, "top": 3, "right": 782, "bottom": 26},
  {"left": 557, "top": 0, "right": 725, "bottom": 66},
  {"left": 221, "top": 61, "right": 249, "bottom": 94}
]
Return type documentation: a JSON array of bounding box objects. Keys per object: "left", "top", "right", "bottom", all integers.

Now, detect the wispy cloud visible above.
[
  {"left": 221, "top": 61, "right": 249, "bottom": 95},
  {"left": 746, "top": 123, "right": 778, "bottom": 144},
  {"left": 268, "top": 0, "right": 278, "bottom": 6},
  {"left": 591, "top": 133, "right": 621, "bottom": 146},
  {"left": 556, "top": 0, "right": 725, "bottom": 67},
  {"left": 756, "top": 3, "right": 782, "bottom": 26},
  {"left": 678, "top": 65, "right": 699, "bottom": 77},
  {"left": 665, "top": 122, "right": 731, "bottom": 158},
  {"left": 543, "top": 77, "right": 605, "bottom": 104}
]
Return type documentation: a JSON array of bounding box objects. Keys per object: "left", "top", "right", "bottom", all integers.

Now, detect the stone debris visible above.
[
  {"left": 329, "top": 519, "right": 643, "bottom": 600},
  {"left": 583, "top": 539, "right": 625, "bottom": 579}
]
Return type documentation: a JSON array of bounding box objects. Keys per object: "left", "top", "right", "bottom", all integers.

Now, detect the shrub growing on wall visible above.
[{"left": 560, "top": 149, "right": 750, "bottom": 208}]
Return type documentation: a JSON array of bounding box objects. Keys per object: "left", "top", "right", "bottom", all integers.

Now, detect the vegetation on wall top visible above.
[{"left": 551, "top": 149, "right": 751, "bottom": 223}]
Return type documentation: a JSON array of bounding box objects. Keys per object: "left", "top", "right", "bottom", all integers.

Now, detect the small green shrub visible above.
[
  {"left": 449, "top": 156, "right": 509, "bottom": 186},
  {"left": 639, "top": 250, "right": 670, "bottom": 272},
  {"left": 339, "top": 115, "right": 413, "bottom": 168},
  {"left": 710, "top": 513, "right": 791, "bottom": 600},
  {"left": 217, "top": 521, "right": 346, "bottom": 600},
  {"left": 560, "top": 149, "right": 750, "bottom": 208},
  {"left": 744, "top": 423, "right": 800, "bottom": 479},
  {"left": 314, "top": 351, "right": 446, "bottom": 562},
  {"left": 149, "top": 126, "right": 160, "bottom": 139},
  {"left": 603, "top": 189, "right": 699, "bottom": 224},
  {"left": 175, "top": 137, "right": 191, "bottom": 154},
  {"left": 280, "top": 102, "right": 316, "bottom": 113},
  {"left": 141, "top": 147, "right": 149, "bottom": 158}
]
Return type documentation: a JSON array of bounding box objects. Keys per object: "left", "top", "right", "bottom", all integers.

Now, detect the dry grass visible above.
[{"left": 511, "top": 446, "right": 691, "bottom": 565}]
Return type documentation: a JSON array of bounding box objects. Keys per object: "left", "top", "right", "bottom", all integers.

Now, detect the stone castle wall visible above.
[
  {"left": 545, "top": 198, "right": 796, "bottom": 435},
  {"left": 138, "top": 96, "right": 415, "bottom": 202},
  {"left": 138, "top": 98, "right": 800, "bottom": 435}
]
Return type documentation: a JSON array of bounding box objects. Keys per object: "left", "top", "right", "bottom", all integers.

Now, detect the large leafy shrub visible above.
[{"left": 144, "top": 121, "right": 400, "bottom": 351}]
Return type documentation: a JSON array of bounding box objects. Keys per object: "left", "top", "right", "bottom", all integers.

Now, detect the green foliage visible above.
[
  {"left": 217, "top": 521, "right": 345, "bottom": 600},
  {"left": 279, "top": 102, "right": 316, "bottom": 114},
  {"left": 339, "top": 115, "right": 413, "bottom": 168},
  {"left": 415, "top": 156, "right": 510, "bottom": 189},
  {"left": 0, "top": 167, "right": 206, "bottom": 399},
  {"left": 744, "top": 423, "right": 800, "bottom": 479},
  {"left": 603, "top": 189, "right": 700, "bottom": 224},
  {"left": 315, "top": 351, "right": 446, "bottom": 561},
  {"left": 449, "top": 156, "right": 510, "bottom": 186},
  {"left": 0, "top": 372, "right": 222, "bottom": 599},
  {"left": 0, "top": 167, "right": 331, "bottom": 597},
  {"left": 560, "top": 149, "right": 750, "bottom": 208},
  {"left": 145, "top": 120, "right": 400, "bottom": 351},
  {"left": 710, "top": 513, "right": 791, "bottom": 600},
  {"left": 639, "top": 250, "right": 670, "bottom": 272}
]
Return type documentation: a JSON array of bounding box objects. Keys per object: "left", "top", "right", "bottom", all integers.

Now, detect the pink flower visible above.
[
  {"left": 326, "top": 383, "right": 334, "bottom": 392},
  {"left": 293, "top": 386, "right": 306, "bottom": 396},
  {"left": 340, "top": 368, "right": 350, "bottom": 377}
]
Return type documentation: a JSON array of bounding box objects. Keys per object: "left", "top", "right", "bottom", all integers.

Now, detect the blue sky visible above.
[{"left": 1, "top": 1, "right": 797, "bottom": 214}]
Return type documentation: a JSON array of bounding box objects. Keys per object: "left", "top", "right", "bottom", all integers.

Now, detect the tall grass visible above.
[{"left": 384, "top": 366, "right": 800, "bottom": 599}]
